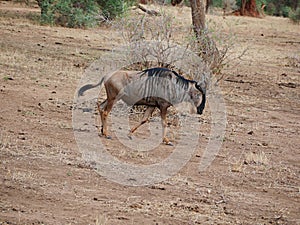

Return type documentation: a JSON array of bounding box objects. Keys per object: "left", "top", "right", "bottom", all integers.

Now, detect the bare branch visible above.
[{"left": 137, "top": 4, "right": 161, "bottom": 16}]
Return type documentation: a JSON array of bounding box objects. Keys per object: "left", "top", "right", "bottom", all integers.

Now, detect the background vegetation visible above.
[
  {"left": 214, "top": 0, "right": 299, "bottom": 18},
  {"left": 12, "top": 0, "right": 300, "bottom": 27},
  {"left": 38, "top": 0, "right": 99, "bottom": 27},
  {"left": 37, "top": 0, "right": 136, "bottom": 27}
]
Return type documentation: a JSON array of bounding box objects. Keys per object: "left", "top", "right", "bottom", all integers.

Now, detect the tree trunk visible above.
[
  {"left": 205, "top": 0, "right": 212, "bottom": 14},
  {"left": 172, "top": 0, "right": 220, "bottom": 70},
  {"left": 139, "top": 0, "right": 152, "bottom": 4},
  {"left": 171, "top": 0, "right": 183, "bottom": 6},
  {"left": 240, "top": 0, "right": 260, "bottom": 17},
  {"left": 36, "top": 0, "right": 43, "bottom": 15},
  {"left": 189, "top": 0, "right": 206, "bottom": 38}
]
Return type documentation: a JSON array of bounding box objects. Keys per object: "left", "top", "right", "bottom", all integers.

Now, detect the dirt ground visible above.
[{"left": 0, "top": 1, "right": 299, "bottom": 224}]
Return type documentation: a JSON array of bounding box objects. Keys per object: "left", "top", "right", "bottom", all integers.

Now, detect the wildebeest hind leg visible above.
[
  {"left": 128, "top": 106, "right": 155, "bottom": 139},
  {"left": 97, "top": 99, "right": 113, "bottom": 139}
]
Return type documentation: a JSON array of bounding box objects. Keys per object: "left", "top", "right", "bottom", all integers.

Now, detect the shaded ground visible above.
[{"left": 0, "top": 1, "right": 299, "bottom": 224}]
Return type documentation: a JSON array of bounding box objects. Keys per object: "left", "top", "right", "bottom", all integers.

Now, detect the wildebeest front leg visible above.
[
  {"left": 97, "top": 99, "right": 113, "bottom": 139},
  {"left": 160, "top": 106, "right": 172, "bottom": 145},
  {"left": 128, "top": 106, "right": 155, "bottom": 139}
]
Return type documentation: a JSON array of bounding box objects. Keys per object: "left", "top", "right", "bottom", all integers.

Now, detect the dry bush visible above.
[
  {"left": 187, "top": 18, "right": 247, "bottom": 78},
  {"left": 111, "top": 11, "right": 211, "bottom": 85},
  {"left": 95, "top": 215, "right": 108, "bottom": 225},
  {"left": 111, "top": 7, "right": 243, "bottom": 87}
]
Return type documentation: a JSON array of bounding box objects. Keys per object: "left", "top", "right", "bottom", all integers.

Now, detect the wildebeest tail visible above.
[{"left": 77, "top": 77, "right": 104, "bottom": 97}]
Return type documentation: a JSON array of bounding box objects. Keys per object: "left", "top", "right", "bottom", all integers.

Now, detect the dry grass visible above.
[
  {"left": 244, "top": 151, "right": 268, "bottom": 166},
  {"left": 95, "top": 215, "right": 108, "bottom": 225},
  {"left": 285, "top": 54, "right": 300, "bottom": 68},
  {"left": 230, "top": 161, "right": 244, "bottom": 173},
  {"left": 228, "top": 150, "right": 269, "bottom": 173},
  {"left": 0, "top": 2, "right": 300, "bottom": 225}
]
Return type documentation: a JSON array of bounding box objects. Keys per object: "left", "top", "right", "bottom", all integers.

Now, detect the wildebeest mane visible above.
[{"left": 140, "top": 67, "right": 192, "bottom": 90}]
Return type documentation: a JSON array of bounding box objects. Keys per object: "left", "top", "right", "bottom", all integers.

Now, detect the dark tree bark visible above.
[
  {"left": 171, "top": 0, "right": 211, "bottom": 15},
  {"left": 137, "top": 4, "right": 160, "bottom": 16},
  {"left": 172, "top": 0, "right": 220, "bottom": 70},
  {"left": 36, "top": 0, "right": 44, "bottom": 15},
  {"left": 189, "top": 0, "right": 206, "bottom": 38},
  {"left": 205, "top": 0, "right": 212, "bottom": 13},
  {"left": 139, "top": 0, "right": 152, "bottom": 4},
  {"left": 171, "top": 0, "right": 183, "bottom": 6},
  {"left": 240, "top": 0, "right": 260, "bottom": 17},
  {"left": 171, "top": 0, "right": 206, "bottom": 37}
]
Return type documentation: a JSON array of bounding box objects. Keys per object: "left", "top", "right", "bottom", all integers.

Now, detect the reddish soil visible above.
[{"left": 0, "top": 2, "right": 299, "bottom": 224}]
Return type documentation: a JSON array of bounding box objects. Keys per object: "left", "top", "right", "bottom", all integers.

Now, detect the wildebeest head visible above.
[{"left": 189, "top": 81, "right": 206, "bottom": 115}]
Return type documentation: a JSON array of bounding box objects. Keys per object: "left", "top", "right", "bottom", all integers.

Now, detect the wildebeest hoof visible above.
[
  {"left": 100, "top": 133, "right": 112, "bottom": 139},
  {"left": 166, "top": 142, "right": 173, "bottom": 146},
  {"left": 163, "top": 138, "right": 173, "bottom": 146}
]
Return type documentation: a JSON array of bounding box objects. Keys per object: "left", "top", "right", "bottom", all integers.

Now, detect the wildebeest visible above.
[{"left": 78, "top": 67, "right": 206, "bottom": 145}]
